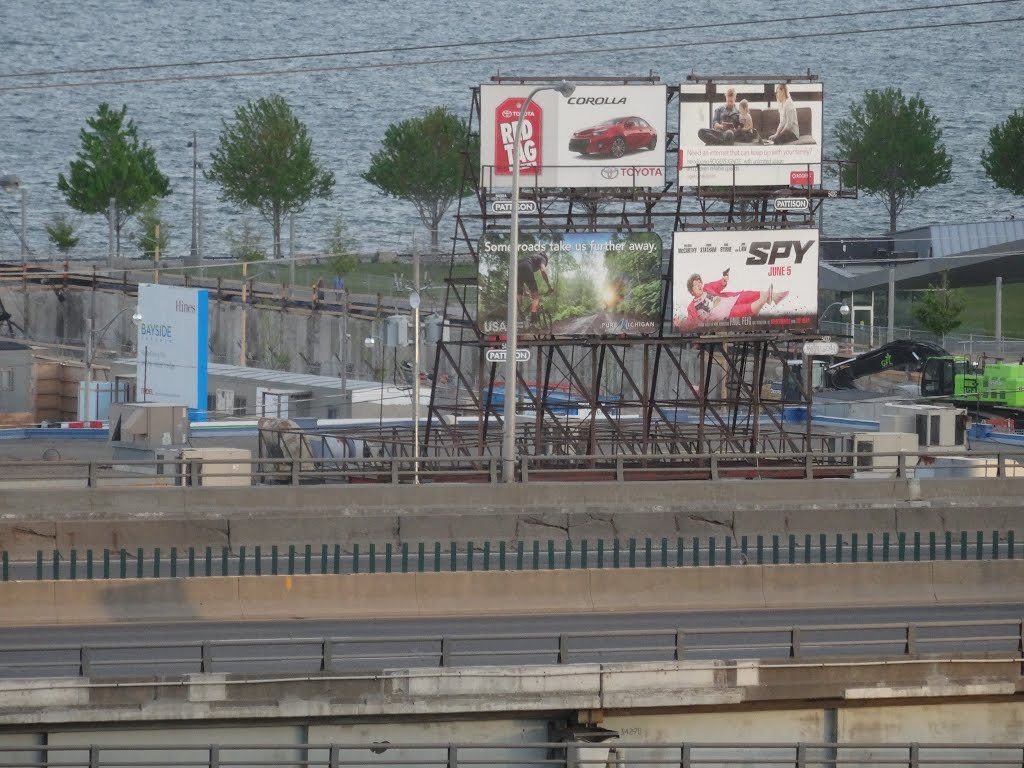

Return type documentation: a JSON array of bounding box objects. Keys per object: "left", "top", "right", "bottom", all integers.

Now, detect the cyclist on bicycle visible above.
[{"left": 517, "top": 252, "right": 553, "bottom": 315}]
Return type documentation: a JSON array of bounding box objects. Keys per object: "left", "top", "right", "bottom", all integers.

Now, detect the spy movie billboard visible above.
[
  {"left": 678, "top": 82, "right": 823, "bottom": 187},
  {"left": 478, "top": 231, "right": 663, "bottom": 337},
  {"left": 136, "top": 283, "right": 209, "bottom": 416},
  {"left": 671, "top": 229, "right": 818, "bottom": 334},
  {"left": 479, "top": 84, "right": 667, "bottom": 189}
]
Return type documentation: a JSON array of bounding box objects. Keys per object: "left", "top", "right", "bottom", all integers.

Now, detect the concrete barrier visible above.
[{"left": 2, "top": 559, "right": 1021, "bottom": 627}]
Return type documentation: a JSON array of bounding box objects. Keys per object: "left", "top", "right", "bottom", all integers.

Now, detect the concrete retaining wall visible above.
[
  {"left": 3, "top": 478, "right": 1024, "bottom": 559},
  {"left": 3, "top": 560, "right": 1019, "bottom": 626}
]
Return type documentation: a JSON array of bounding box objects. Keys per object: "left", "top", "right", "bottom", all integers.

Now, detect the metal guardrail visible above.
[
  {"left": 1, "top": 447, "right": 1023, "bottom": 487},
  {"left": 3, "top": 529, "right": 1018, "bottom": 581},
  {"left": 1, "top": 741, "right": 1023, "bottom": 767},
  {"left": 1, "top": 619, "right": 1020, "bottom": 679}
]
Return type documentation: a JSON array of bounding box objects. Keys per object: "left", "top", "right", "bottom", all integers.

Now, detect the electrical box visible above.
[
  {"left": 109, "top": 403, "right": 190, "bottom": 448},
  {"left": 384, "top": 315, "right": 409, "bottom": 347}
]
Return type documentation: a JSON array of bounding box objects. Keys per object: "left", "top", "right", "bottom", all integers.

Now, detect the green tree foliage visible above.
[
  {"left": 363, "top": 106, "right": 478, "bottom": 251},
  {"left": 206, "top": 95, "right": 335, "bottom": 260},
  {"left": 45, "top": 214, "right": 79, "bottom": 256},
  {"left": 326, "top": 217, "right": 358, "bottom": 277},
  {"left": 982, "top": 110, "right": 1024, "bottom": 197},
  {"left": 835, "top": 88, "right": 952, "bottom": 233},
  {"left": 133, "top": 201, "right": 170, "bottom": 261},
  {"left": 56, "top": 103, "right": 170, "bottom": 255},
  {"left": 229, "top": 221, "right": 267, "bottom": 263},
  {"left": 912, "top": 272, "right": 966, "bottom": 339}
]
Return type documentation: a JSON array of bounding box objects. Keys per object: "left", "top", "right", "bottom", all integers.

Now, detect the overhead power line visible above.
[{"left": 0, "top": 11, "right": 1020, "bottom": 93}]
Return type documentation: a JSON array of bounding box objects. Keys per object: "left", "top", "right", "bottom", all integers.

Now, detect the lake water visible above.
[{"left": 1, "top": 0, "right": 1021, "bottom": 262}]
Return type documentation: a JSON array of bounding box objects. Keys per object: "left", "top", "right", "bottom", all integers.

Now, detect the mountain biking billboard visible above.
[
  {"left": 678, "top": 82, "right": 823, "bottom": 187},
  {"left": 479, "top": 84, "right": 667, "bottom": 189},
  {"left": 671, "top": 229, "right": 819, "bottom": 334},
  {"left": 477, "top": 231, "right": 663, "bottom": 338}
]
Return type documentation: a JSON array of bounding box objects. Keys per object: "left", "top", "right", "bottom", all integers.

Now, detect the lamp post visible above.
[
  {"left": 819, "top": 302, "right": 850, "bottom": 323},
  {"left": 83, "top": 306, "right": 141, "bottom": 421},
  {"left": 187, "top": 132, "right": 199, "bottom": 265},
  {"left": 502, "top": 80, "right": 575, "bottom": 484},
  {"left": 410, "top": 237, "right": 421, "bottom": 484}
]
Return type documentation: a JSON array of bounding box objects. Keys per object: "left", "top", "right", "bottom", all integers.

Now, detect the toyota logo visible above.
[{"left": 601, "top": 167, "right": 620, "bottom": 180}]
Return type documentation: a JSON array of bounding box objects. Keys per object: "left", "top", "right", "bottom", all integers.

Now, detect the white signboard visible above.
[
  {"left": 678, "top": 82, "right": 824, "bottom": 188},
  {"left": 671, "top": 228, "right": 819, "bottom": 334},
  {"left": 136, "top": 283, "right": 209, "bottom": 416},
  {"left": 803, "top": 341, "right": 839, "bottom": 356},
  {"left": 485, "top": 348, "right": 532, "bottom": 363},
  {"left": 480, "top": 84, "right": 668, "bottom": 189}
]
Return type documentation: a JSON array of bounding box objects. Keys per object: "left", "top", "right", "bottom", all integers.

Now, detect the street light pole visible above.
[
  {"left": 190, "top": 131, "right": 198, "bottom": 265},
  {"left": 502, "top": 81, "right": 575, "bottom": 484}
]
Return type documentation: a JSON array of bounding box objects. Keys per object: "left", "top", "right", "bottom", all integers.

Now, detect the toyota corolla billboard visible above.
[
  {"left": 671, "top": 229, "right": 818, "bottom": 334},
  {"left": 478, "top": 231, "right": 663, "bottom": 337},
  {"left": 136, "top": 283, "right": 209, "bottom": 417},
  {"left": 480, "top": 84, "right": 667, "bottom": 189},
  {"left": 678, "top": 82, "right": 823, "bottom": 188}
]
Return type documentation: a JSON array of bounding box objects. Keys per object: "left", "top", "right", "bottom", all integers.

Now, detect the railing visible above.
[
  {"left": 0, "top": 619, "right": 1020, "bottom": 679},
  {"left": 2, "top": 446, "right": 1023, "bottom": 487},
  {"left": 2, "top": 529, "right": 1018, "bottom": 581},
  {"left": 0, "top": 741, "right": 1022, "bottom": 767}
]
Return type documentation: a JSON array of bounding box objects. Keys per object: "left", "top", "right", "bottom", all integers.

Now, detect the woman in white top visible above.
[{"left": 769, "top": 83, "right": 800, "bottom": 145}]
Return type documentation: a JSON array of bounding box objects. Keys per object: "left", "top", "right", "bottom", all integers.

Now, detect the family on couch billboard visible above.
[{"left": 677, "top": 82, "right": 824, "bottom": 188}]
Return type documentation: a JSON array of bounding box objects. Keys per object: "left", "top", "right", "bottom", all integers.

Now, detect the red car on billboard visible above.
[{"left": 568, "top": 116, "right": 658, "bottom": 158}]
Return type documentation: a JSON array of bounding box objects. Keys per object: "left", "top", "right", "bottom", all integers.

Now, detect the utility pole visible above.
[
  {"left": 288, "top": 212, "right": 296, "bottom": 286},
  {"left": 189, "top": 131, "right": 198, "bottom": 266},
  {"left": 19, "top": 188, "right": 26, "bottom": 266},
  {"left": 108, "top": 197, "right": 116, "bottom": 268}
]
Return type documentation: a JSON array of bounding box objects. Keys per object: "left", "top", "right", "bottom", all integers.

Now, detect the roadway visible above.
[{"left": 0, "top": 602, "right": 1019, "bottom": 679}]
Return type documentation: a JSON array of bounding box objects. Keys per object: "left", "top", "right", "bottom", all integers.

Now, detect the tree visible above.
[
  {"left": 133, "top": 201, "right": 170, "bottom": 261},
  {"left": 206, "top": 95, "right": 334, "bottom": 260},
  {"left": 912, "top": 271, "right": 965, "bottom": 340},
  {"left": 363, "top": 106, "right": 478, "bottom": 251},
  {"left": 228, "top": 221, "right": 267, "bottom": 263},
  {"left": 835, "top": 88, "right": 952, "bottom": 233},
  {"left": 45, "top": 214, "right": 79, "bottom": 257},
  {"left": 57, "top": 103, "right": 170, "bottom": 256},
  {"left": 982, "top": 110, "right": 1024, "bottom": 197},
  {"left": 325, "top": 217, "right": 358, "bottom": 277}
]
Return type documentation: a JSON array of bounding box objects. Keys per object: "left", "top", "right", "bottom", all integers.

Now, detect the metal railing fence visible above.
[
  {"left": 2, "top": 529, "right": 1018, "bottom": 582},
  {"left": 1, "top": 618, "right": 1021, "bottom": 679},
  {"left": 0, "top": 741, "right": 1023, "bottom": 768}
]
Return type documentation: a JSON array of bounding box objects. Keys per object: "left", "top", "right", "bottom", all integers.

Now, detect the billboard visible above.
[
  {"left": 480, "top": 84, "right": 667, "bottom": 189},
  {"left": 671, "top": 229, "right": 818, "bottom": 334},
  {"left": 136, "top": 283, "right": 209, "bottom": 415},
  {"left": 678, "top": 82, "right": 823, "bottom": 187},
  {"left": 478, "top": 231, "right": 663, "bottom": 337}
]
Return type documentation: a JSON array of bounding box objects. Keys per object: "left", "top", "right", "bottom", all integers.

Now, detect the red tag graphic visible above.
[{"left": 494, "top": 98, "right": 542, "bottom": 176}]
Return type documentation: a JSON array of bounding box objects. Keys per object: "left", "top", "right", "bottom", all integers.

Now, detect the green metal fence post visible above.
[
  {"left": 913, "top": 532, "right": 921, "bottom": 562},
  {"left": 169, "top": 547, "right": 177, "bottom": 578},
  {"left": 35, "top": 551, "right": 42, "bottom": 581},
  {"left": 992, "top": 531, "right": 999, "bottom": 560},
  {"left": 434, "top": 541, "right": 441, "bottom": 572},
  {"left": 385, "top": 543, "right": 393, "bottom": 573},
  {"left": 402, "top": 543, "right": 409, "bottom": 573},
  {"left": 417, "top": 542, "right": 425, "bottom": 573},
  {"left": 237, "top": 546, "right": 245, "bottom": 577},
  {"left": 928, "top": 532, "right": 936, "bottom": 561},
  {"left": 676, "top": 537, "right": 684, "bottom": 567},
  {"left": 644, "top": 538, "right": 652, "bottom": 568},
  {"left": 725, "top": 536, "right": 732, "bottom": 565},
  {"left": 772, "top": 535, "right": 780, "bottom": 565},
  {"left": 804, "top": 534, "right": 811, "bottom": 564},
  {"left": 532, "top": 540, "right": 540, "bottom": 570},
  {"left": 104, "top": 549, "right": 111, "bottom": 579},
  {"left": 288, "top": 545, "right": 296, "bottom": 575},
  {"left": 547, "top": 540, "right": 555, "bottom": 570},
  {"left": 788, "top": 535, "right": 796, "bottom": 565},
  {"left": 741, "top": 535, "right": 748, "bottom": 564},
  {"left": 270, "top": 545, "right": 278, "bottom": 576},
  {"left": 187, "top": 547, "right": 194, "bottom": 578},
  {"left": 255, "top": 546, "right": 262, "bottom": 577},
  {"left": 660, "top": 537, "right": 668, "bottom": 568},
  {"left": 138, "top": 547, "right": 145, "bottom": 579},
  {"left": 882, "top": 533, "right": 890, "bottom": 562},
  {"left": 466, "top": 542, "right": 474, "bottom": 572},
  {"left": 596, "top": 539, "right": 604, "bottom": 569},
  {"left": 516, "top": 541, "right": 524, "bottom": 570},
  {"left": 499, "top": 541, "right": 506, "bottom": 571},
  {"left": 756, "top": 535, "right": 764, "bottom": 565},
  {"left": 976, "top": 530, "right": 984, "bottom": 560},
  {"left": 352, "top": 543, "right": 360, "bottom": 574},
  {"left": 580, "top": 540, "right": 588, "bottom": 570},
  {"left": 866, "top": 533, "right": 874, "bottom": 563},
  {"left": 692, "top": 536, "right": 699, "bottom": 567},
  {"left": 69, "top": 550, "right": 77, "bottom": 580},
  {"left": 819, "top": 533, "right": 827, "bottom": 564},
  {"left": 628, "top": 538, "right": 636, "bottom": 568},
  {"left": 304, "top": 544, "right": 312, "bottom": 574},
  {"left": 369, "top": 543, "right": 376, "bottom": 574},
  {"left": 121, "top": 548, "right": 129, "bottom": 579},
  {"left": 851, "top": 533, "right": 858, "bottom": 564},
  {"left": 450, "top": 541, "right": 458, "bottom": 572},
  {"left": 53, "top": 550, "right": 60, "bottom": 580},
  {"left": 321, "top": 544, "right": 329, "bottom": 574},
  {"left": 1008, "top": 530, "right": 1015, "bottom": 559},
  {"left": 897, "top": 533, "right": 906, "bottom": 561},
  {"left": 945, "top": 532, "right": 953, "bottom": 561},
  {"left": 612, "top": 539, "right": 620, "bottom": 569},
  {"left": 709, "top": 536, "right": 716, "bottom": 567},
  {"left": 960, "top": 531, "right": 968, "bottom": 560},
  {"left": 835, "top": 534, "right": 843, "bottom": 564},
  {"left": 564, "top": 540, "right": 571, "bottom": 570},
  {"left": 153, "top": 547, "right": 161, "bottom": 578},
  {"left": 334, "top": 544, "right": 341, "bottom": 574},
  {"left": 1, "top": 551, "right": 7, "bottom": 582}
]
